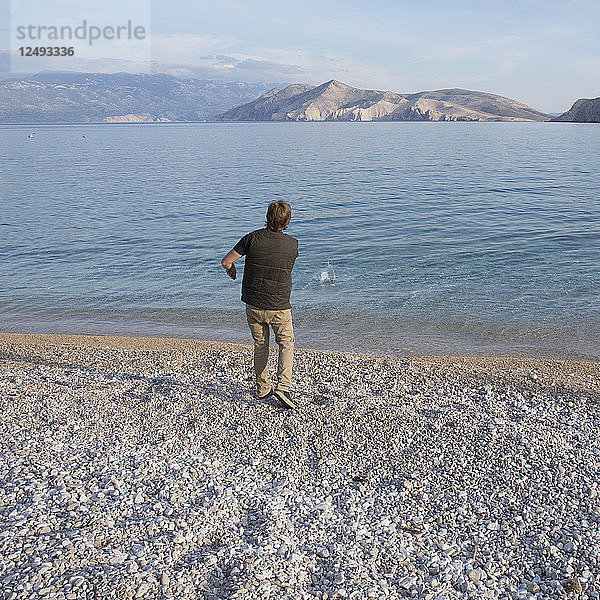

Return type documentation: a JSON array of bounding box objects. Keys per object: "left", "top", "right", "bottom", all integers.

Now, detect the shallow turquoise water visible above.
[{"left": 1, "top": 122, "right": 599, "bottom": 358}]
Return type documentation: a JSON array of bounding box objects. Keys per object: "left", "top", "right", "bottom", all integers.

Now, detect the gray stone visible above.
[{"left": 135, "top": 583, "right": 151, "bottom": 598}]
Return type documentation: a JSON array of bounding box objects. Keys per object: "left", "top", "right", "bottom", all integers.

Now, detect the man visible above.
[{"left": 221, "top": 200, "right": 298, "bottom": 409}]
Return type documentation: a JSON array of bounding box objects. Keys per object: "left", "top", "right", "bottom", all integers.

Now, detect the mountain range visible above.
[
  {"left": 0, "top": 71, "right": 594, "bottom": 123},
  {"left": 0, "top": 72, "right": 270, "bottom": 123},
  {"left": 214, "top": 80, "right": 551, "bottom": 122}
]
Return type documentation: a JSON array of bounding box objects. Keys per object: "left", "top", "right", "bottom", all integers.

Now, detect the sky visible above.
[{"left": 4, "top": 0, "right": 600, "bottom": 112}]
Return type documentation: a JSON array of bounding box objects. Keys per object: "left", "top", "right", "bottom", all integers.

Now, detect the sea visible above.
[{"left": 1, "top": 122, "right": 599, "bottom": 360}]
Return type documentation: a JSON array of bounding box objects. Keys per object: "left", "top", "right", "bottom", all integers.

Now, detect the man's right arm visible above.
[{"left": 221, "top": 249, "right": 242, "bottom": 280}]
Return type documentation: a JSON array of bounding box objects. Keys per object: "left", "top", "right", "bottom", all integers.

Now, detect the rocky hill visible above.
[
  {"left": 0, "top": 72, "right": 270, "bottom": 123},
  {"left": 215, "top": 80, "right": 550, "bottom": 122},
  {"left": 552, "top": 97, "right": 600, "bottom": 122}
]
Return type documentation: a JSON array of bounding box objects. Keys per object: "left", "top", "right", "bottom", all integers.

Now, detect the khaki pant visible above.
[{"left": 245, "top": 304, "right": 294, "bottom": 395}]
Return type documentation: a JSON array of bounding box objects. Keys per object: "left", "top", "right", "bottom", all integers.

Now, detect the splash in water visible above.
[{"left": 319, "top": 261, "right": 336, "bottom": 284}]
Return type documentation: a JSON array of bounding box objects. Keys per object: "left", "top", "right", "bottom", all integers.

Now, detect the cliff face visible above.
[
  {"left": 215, "top": 80, "right": 550, "bottom": 122},
  {"left": 552, "top": 98, "right": 600, "bottom": 123},
  {"left": 0, "top": 72, "right": 270, "bottom": 123}
]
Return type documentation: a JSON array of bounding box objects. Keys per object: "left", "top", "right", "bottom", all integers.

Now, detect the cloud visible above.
[
  {"left": 203, "top": 46, "right": 396, "bottom": 89},
  {"left": 149, "top": 33, "right": 311, "bottom": 83},
  {"left": 4, "top": 54, "right": 153, "bottom": 77},
  {"left": 151, "top": 33, "right": 234, "bottom": 63},
  {"left": 152, "top": 55, "right": 303, "bottom": 83},
  {"left": 149, "top": 34, "right": 397, "bottom": 87}
]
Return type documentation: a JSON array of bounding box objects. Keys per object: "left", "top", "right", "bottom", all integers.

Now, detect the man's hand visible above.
[
  {"left": 221, "top": 249, "right": 242, "bottom": 280},
  {"left": 225, "top": 264, "right": 236, "bottom": 280}
]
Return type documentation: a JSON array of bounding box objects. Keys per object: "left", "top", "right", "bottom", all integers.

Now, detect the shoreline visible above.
[
  {"left": 2, "top": 330, "right": 599, "bottom": 598},
  {"left": 3, "top": 317, "right": 599, "bottom": 364},
  {"left": 1, "top": 330, "right": 599, "bottom": 394}
]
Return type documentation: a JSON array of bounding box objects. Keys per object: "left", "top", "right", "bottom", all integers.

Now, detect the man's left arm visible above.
[{"left": 221, "top": 249, "right": 242, "bottom": 280}]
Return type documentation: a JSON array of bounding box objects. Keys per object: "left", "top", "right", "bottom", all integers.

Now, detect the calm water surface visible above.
[{"left": 1, "top": 122, "right": 599, "bottom": 359}]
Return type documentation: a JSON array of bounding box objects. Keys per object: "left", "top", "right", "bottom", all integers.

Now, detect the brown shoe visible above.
[{"left": 274, "top": 390, "right": 295, "bottom": 409}]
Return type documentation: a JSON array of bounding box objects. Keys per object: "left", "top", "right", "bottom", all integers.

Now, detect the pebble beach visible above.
[{"left": 1, "top": 332, "right": 599, "bottom": 600}]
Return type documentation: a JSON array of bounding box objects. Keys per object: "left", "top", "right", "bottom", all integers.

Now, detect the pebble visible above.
[{"left": 135, "top": 583, "right": 150, "bottom": 597}]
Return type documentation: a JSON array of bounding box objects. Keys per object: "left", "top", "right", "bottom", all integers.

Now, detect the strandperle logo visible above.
[{"left": 15, "top": 20, "right": 146, "bottom": 46}]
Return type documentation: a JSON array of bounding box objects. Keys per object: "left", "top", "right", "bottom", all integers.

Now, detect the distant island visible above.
[
  {"left": 551, "top": 97, "right": 600, "bottom": 123},
  {"left": 214, "top": 79, "right": 550, "bottom": 122},
  {"left": 0, "top": 71, "right": 593, "bottom": 124}
]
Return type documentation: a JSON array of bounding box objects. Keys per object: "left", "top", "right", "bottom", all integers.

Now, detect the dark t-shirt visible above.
[{"left": 233, "top": 228, "right": 298, "bottom": 310}]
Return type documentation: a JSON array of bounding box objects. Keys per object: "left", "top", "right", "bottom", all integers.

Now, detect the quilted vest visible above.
[{"left": 241, "top": 229, "right": 298, "bottom": 310}]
